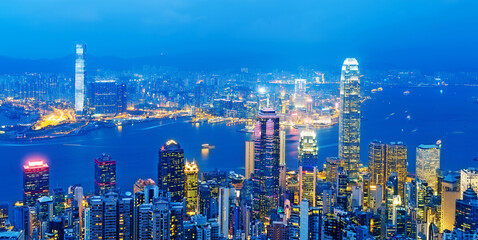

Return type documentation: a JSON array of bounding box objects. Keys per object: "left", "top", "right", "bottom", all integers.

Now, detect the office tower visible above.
[
  {"left": 92, "top": 79, "right": 117, "bottom": 115},
  {"left": 294, "top": 79, "right": 307, "bottom": 109},
  {"left": 36, "top": 196, "right": 53, "bottom": 223},
  {"left": 386, "top": 142, "right": 407, "bottom": 199},
  {"left": 459, "top": 168, "right": 478, "bottom": 199},
  {"left": 298, "top": 129, "right": 318, "bottom": 168},
  {"left": 266, "top": 222, "right": 289, "bottom": 240},
  {"left": 351, "top": 185, "right": 363, "bottom": 209},
  {"left": 280, "top": 130, "right": 286, "bottom": 166},
  {"left": 13, "top": 202, "right": 29, "bottom": 237},
  {"left": 198, "top": 182, "right": 218, "bottom": 220},
  {"left": 416, "top": 144, "right": 441, "bottom": 192},
  {"left": 368, "top": 140, "right": 387, "bottom": 187},
  {"left": 338, "top": 58, "right": 361, "bottom": 180},
  {"left": 441, "top": 174, "right": 460, "bottom": 232},
  {"left": 23, "top": 160, "right": 49, "bottom": 207},
  {"left": 158, "top": 140, "right": 185, "bottom": 203},
  {"left": 361, "top": 175, "right": 371, "bottom": 211},
  {"left": 75, "top": 44, "right": 86, "bottom": 114},
  {"left": 85, "top": 192, "right": 134, "bottom": 240},
  {"left": 252, "top": 108, "right": 280, "bottom": 221},
  {"left": 133, "top": 185, "right": 160, "bottom": 240},
  {"left": 336, "top": 168, "right": 349, "bottom": 210},
  {"left": 416, "top": 179, "right": 433, "bottom": 221},
  {"left": 298, "top": 166, "right": 317, "bottom": 206},
  {"left": 51, "top": 188, "right": 65, "bottom": 216},
  {"left": 94, "top": 153, "right": 116, "bottom": 195},
  {"left": 185, "top": 161, "right": 199, "bottom": 215},
  {"left": 116, "top": 83, "right": 127, "bottom": 114},
  {"left": 0, "top": 203, "right": 7, "bottom": 229},
  {"left": 325, "top": 157, "right": 344, "bottom": 183},
  {"left": 133, "top": 178, "right": 156, "bottom": 194},
  {"left": 218, "top": 187, "right": 231, "bottom": 238},
  {"left": 455, "top": 187, "right": 478, "bottom": 232},
  {"left": 245, "top": 141, "right": 254, "bottom": 179}
]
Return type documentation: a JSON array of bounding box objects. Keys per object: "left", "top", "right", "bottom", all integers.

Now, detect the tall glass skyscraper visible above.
[
  {"left": 92, "top": 79, "right": 117, "bottom": 115},
  {"left": 298, "top": 129, "right": 318, "bottom": 168},
  {"left": 158, "top": 140, "right": 185, "bottom": 203},
  {"left": 75, "top": 44, "right": 86, "bottom": 114},
  {"left": 294, "top": 79, "right": 306, "bottom": 109},
  {"left": 94, "top": 153, "right": 117, "bottom": 195},
  {"left": 338, "top": 58, "right": 361, "bottom": 180},
  {"left": 185, "top": 161, "right": 198, "bottom": 216},
  {"left": 252, "top": 108, "right": 280, "bottom": 222},
  {"left": 416, "top": 144, "right": 440, "bottom": 192},
  {"left": 23, "top": 160, "right": 50, "bottom": 207}
]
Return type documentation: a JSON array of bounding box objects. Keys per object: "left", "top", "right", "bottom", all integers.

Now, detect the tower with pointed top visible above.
[{"left": 338, "top": 58, "right": 361, "bottom": 180}]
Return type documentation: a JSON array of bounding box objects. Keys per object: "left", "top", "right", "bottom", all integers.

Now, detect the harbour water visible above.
[{"left": 0, "top": 85, "right": 477, "bottom": 206}]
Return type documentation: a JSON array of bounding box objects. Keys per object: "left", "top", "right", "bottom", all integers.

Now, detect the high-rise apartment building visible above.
[
  {"left": 158, "top": 140, "right": 185, "bottom": 203},
  {"left": 338, "top": 58, "right": 361, "bottom": 180},
  {"left": 252, "top": 108, "right": 280, "bottom": 221},
  {"left": 75, "top": 44, "right": 86, "bottom": 114},
  {"left": 23, "top": 160, "right": 49, "bottom": 207},
  {"left": 416, "top": 144, "right": 440, "bottom": 192},
  {"left": 94, "top": 153, "right": 116, "bottom": 195}
]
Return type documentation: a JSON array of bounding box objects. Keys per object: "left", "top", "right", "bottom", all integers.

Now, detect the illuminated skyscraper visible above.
[
  {"left": 416, "top": 144, "right": 440, "bottom": 192},
  {"left": 368, "top": 140, "right": 386, "bottom": 187},
  {"left": 298, "top": 129, "right": 318, "bottom": 168},
  {"left": 245, "top": 141, "right": 255, "bottom": 179},
  {"left": 23, "top": 160, "right": 49, "bottom": 207},
  {"left": 298, "top": 166, "right": 317, "bottom": 206},
  {"left": 185, "top": 161, "right": 199, "bottom": 215},
  {"left": 92, "top": 79, "right": 117, "bottom": 115},
  {"left": 294, "top": 79, "right": 306, "bottom": 109},
  {"left": 252, "top": 108, "right": 280, "bottom": 221},
  {"left": 94, "top": 153, "right": 117, "bottom": 195},
  {"left": 75, "top": 44, "right": 86, "bottom": 114},
  {"left": 325, "top": 157, "right": 344, "bottom": 183},
  {"left": 0, "top": 203, "right": 7, "bottom": 229},
  {"left": 455, "top": 187, "right": 478, "bottom": 232},
  {"left": 368, "top": 141, "right": 408, "bottom": 198},
  {"left": 386, "top": 142, "right": 407, "bottom": 199},
  {"left": 158, "top": 140, "right": 185, "bottom": 202},
  {"left": 459, "top": 168, "right": 478, "bottom": 199},
  {"left": 338, "top": 58, "right": 361, "bottom": 180}
]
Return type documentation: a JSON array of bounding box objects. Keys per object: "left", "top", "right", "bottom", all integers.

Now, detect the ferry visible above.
[{"left": 202, "top": 144, "right": 215, "bottom": 149}]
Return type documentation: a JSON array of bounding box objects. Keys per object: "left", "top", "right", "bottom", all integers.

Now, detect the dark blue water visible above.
[{"left": 0, "top": 85, "right": 477, "bottom": 207}]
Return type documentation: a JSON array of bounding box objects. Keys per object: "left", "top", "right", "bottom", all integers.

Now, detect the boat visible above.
[
  {"left": 202, "top": 144, "right": 215, "bottom": 149},
  {"left": 403, "top": 91, "right": 410, "bottom": 95}
]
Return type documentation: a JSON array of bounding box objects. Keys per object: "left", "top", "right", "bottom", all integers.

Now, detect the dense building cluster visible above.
[{"left": 1, "top": 56, "right": 478, "bottom": 240}]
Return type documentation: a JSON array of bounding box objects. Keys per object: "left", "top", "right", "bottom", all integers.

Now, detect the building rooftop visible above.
[{"left": 343, "top": 58, "right": 358, "bottom": 66}]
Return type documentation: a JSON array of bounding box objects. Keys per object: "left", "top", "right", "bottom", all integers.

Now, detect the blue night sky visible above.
[{"left": 1, "top": 0, "right": 477, "bottom": 70}]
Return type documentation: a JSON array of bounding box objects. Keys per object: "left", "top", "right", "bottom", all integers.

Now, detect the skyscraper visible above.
[
  {"left": 298, "top": 129, "right": 318, "bottom": 168},
  {"left": 245, "top": 141, "right": 254, "bottom": 179},
  {"left": 338, "top": 58, "right": 361, "bottom": 180},
  {"left": 94, "top": 153, "right": 117, "bottom": 196},
  {"left": 298, "top": 166, "right": 317, "bottom": 206},
  {"left": 23, "top": 160, "right": 49, "bottom": 207},
  {"left": 75, "top": 44, "right": 86, "bottom": 114},
  {"left": 386, "top": 142, "right": 407, "bottom": 199},
  {"left": 185, "top": 161, "right": 198, "bottom": 216},
  {"left": 455, "top": 187, "right": 478, "bottom": 232},
  {"left": 252, "top": 108, "right": 280, "bottom": 221},
  {"left": 92, "top": 79, "right": 118, "bottom": 115},
  {"left": 294, "top": 79, "right": 307, "bottom": 109},
  {"left": 416, "top": 144, "right": 440, "bottom": 192},
  {"left": 158, "top": 140, "right": 185, "bottom": 202},
  {"left": 368, "top": 140, "right": 386, "bottom": 187},
  {"left": 459, "top": 168, "right": 478, "bottom": 199},
  {"left": 116, "top": 83, "right": 127, "bottom": 114},
  {"left": 325, "top": 157, "right": 344, "bottom": 183}
]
